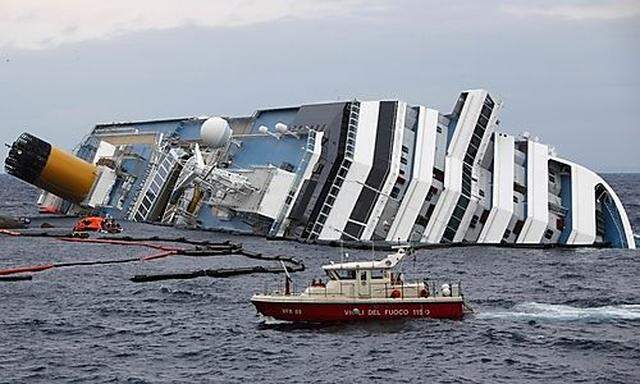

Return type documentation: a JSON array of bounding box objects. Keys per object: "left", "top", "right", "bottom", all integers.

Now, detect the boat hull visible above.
[{"left": 251, "top": 297, "right": 464, "bottom": 322}]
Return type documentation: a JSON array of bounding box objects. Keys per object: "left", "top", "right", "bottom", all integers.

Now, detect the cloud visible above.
[
  {"left": 0, "top": 0, "right": 369, "bottom": 50},
  {"left": 503, "top": 0, "right": 640, "bottom": 21}
]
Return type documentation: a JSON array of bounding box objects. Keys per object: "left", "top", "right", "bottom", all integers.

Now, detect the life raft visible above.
[{"left": 73, "top": 217, "right": 122, "bottom": 233}]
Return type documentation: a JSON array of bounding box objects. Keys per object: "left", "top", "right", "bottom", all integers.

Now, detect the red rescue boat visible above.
[{"left": 251, "top": 246, "right": 470, "bottom": 322}]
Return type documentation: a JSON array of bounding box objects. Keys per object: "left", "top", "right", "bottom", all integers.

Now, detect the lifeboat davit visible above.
[{"left": 251, "top": 246, "right": 469, "bottom": 322}]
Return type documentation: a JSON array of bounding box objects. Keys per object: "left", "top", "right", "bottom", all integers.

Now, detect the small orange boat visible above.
[{"left": 73, "top": 216, "right": 122, "bottom": 233}]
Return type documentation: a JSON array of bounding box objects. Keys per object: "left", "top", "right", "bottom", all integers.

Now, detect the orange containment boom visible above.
[{"left": 4, "top": 133, "right": 98, "bottom": 203}]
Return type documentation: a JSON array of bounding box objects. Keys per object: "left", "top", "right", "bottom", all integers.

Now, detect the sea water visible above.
[{"left": 1, "top": 174, "right": 639, "bottom": 383}]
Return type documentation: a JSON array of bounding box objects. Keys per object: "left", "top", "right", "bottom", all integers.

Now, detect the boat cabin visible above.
[{"left": 301, "top": 247, "right": 437, "bottom": 299}]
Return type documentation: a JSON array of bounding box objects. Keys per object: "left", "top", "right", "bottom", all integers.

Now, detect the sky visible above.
[{"left": 0, "top": 0, "right": 639, "bottom": 172}]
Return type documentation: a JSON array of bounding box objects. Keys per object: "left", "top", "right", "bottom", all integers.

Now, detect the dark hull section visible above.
[{"left": 286, "top": 102, "right": 350, "bottom": 238}]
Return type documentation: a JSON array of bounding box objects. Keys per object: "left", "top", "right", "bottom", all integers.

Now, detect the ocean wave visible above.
[{"left": 477, "top": 302, "right": 640, "bottom": 321}]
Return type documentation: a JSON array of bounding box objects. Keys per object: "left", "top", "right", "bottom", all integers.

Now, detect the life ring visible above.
[{"left": 390, "top": 289, "right": 402, "bottom": 299}]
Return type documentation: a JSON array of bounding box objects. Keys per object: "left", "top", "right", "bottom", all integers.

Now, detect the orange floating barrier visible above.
[
  {"left": 0, "top": 264, "right": 54, "bottom": 276},
  {"left": 0, "top": 229, "right": 21, "bottom": 236}
]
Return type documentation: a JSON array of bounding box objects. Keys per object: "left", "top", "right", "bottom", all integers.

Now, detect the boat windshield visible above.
[
  {"left": 331, "top": 269, "right": 356, "bottom": 280},
  {"left": 371, "top": 269, "right": 386, "bottom": 280}
]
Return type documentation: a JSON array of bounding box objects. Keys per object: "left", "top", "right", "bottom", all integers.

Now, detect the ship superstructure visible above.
[{"left": 5, "top": 89, "right": 635, "bottom": 248}]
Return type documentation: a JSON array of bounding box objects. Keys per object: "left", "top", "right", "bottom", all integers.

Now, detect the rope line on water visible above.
[
  {"left": 0, "top": 264, "right": 54, "bottom": 276},
  {"left": 0, "top": 250, "right": 179, "bottom": 276},
  {"left": 59, "top": 237, "right": 183, "bottom": 252},
  {"left": 0, "top": 275, "right": 33, "bottom": 282},
  {"left": 98, "top": 235, "right": 238, "bottom": 248},
  {"left": 130, "top": 264, "right": 305, "bottom": 283}
]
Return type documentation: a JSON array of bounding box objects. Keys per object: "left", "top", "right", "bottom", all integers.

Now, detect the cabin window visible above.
[
  {"left": 336, "top": 270, "right": 356, "bottom": 280},
  {"left": 426, "top": 186, "right": 438, "bottom": 201},
  {"left": 513, "top": 220, "right": 524, "bottom": 235},
  {"left": 371, "top": 270, "right": 385, "bottom": 279},
  {"left": 514, "top": 182, "right": 527, "bottom": 195},
  {"left": 359, "top": 271, "right": 368, "bottom": 282}
]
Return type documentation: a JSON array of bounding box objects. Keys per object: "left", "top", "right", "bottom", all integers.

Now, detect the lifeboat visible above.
[
  {"left": 73, "top": 216, "right": 122, "bottom": 233},
  {"left": 251, "top": 246, "right": 469, "bottom": 322}
]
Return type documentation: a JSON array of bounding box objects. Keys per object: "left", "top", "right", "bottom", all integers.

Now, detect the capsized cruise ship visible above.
[{"left": 5, "top": 89, "right": 636, "bottom": 248}]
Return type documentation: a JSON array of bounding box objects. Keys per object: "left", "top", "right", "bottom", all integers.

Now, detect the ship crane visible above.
[{"left": 172, "top": 141, "right": 257, "bottom": 201}]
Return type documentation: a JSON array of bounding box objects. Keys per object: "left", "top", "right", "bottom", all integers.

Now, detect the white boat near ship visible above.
[{"left": 251, "top": 246, "right": 468, "bottom": 322}]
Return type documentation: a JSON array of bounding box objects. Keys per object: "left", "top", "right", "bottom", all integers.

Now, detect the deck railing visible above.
[
  {"left": 302, "top": 280, "right": 435, "bottom": 299},
  {"left": 265, "top": 279, "right": 462, "bottom": 299}
]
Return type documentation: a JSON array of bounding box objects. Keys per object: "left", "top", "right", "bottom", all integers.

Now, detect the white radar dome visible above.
[
  {"left": 441, "top": 283, "right": 451, "bottom": 297},
  {"left": 275, "top": 122, "right": 288, "bottom": 134},
  {"left": 200, "top": 117, "right": 232, "bottom": 148}
]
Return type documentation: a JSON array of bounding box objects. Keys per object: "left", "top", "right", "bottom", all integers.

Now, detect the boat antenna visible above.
[
  {"left": 413, "top": 247, "right": 417, "bottom": 270},
  {"left": 280, "top": 260, "right": 292, "bottom": 295},
  {"left": 280, "top": 260, "right": 292, "bottom": 281}
]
